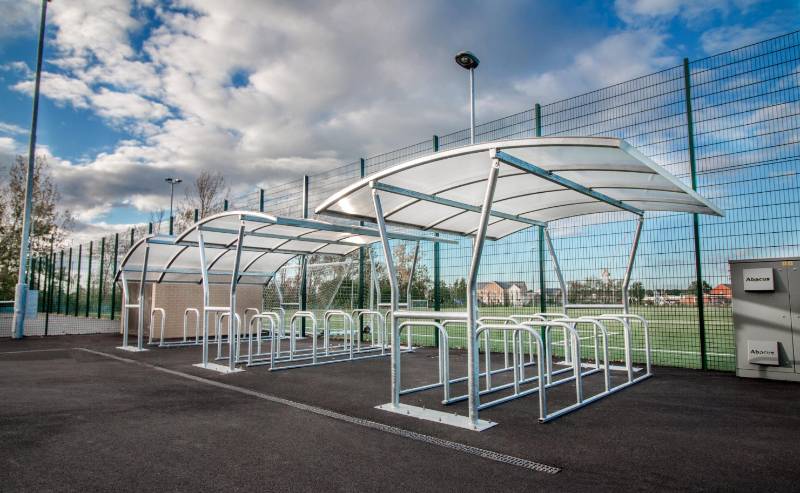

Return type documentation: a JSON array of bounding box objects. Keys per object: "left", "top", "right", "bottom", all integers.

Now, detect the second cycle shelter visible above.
[
  {"left": 315, "top": 136, "right": 723, "bottom": 430},
  {"left": 117, "top": 211, "right": 449, "bottom": 373}
]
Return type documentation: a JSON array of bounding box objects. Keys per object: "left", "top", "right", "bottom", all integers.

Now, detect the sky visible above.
[{"left": 0, "top": 0, "right": 798, "bottom": 243}]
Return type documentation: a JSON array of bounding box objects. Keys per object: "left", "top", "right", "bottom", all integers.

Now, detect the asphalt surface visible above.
[{"left": 2, "top": 334, "right": 800, "bottom": 492}]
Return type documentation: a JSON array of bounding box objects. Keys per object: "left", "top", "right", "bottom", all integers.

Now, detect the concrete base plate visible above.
[
  {"left": 376, "top": 403, "right": 497, "bottom": 431},
  {"left": 192, "top": 362, "right": 245, "bottom": 374},
  {"left": 116, "top": 346, "right": 148, "bottom": 352}
]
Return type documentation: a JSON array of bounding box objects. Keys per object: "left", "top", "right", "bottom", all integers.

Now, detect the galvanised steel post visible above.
[
  {"left": 110, "top": 233, "right": 119, "bottom": 320},
  {"left": 97, "top": 237, "right": 105, "bottom": 318},
  {"left": 74, "top": 244, "right": 82, "bottom": 317},
  {"left": 683, "top": 57, "right": 708, "bottom": 370},
  {"left": 85, "top": 241, "right": 92, "bottom": 318},
  {"left": 371, "top": 189, "right": 400, "bottom": 408},
  {"left": 466, "top": 153, "right": 501, "bottom": 427},
  {"left": 12, "top": 0, "right": 50, "bottom": 339},
  {"left": 357, "top": 159, "right": 366, "bottom": 342},
  {"left": 432, "top": 135, "right": 441, "bottom": 348},
  {"left": 300, "top": 175, "right": 309, "bottom": 337},
  {"left": 469, "top": 67, "right": 475, "bottom": 143}
]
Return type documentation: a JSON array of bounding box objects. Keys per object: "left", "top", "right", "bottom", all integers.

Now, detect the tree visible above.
[
  {"left": 149, "top": 208, "right": 166, "bottom": 234},
  {"left": 374, "top": 243, "right": 431, "bottom": 304},
  {"left": 688, "top": 280, "right": 712, "bottom": 293},
  {"left": 177, "top": 171, "right": 228, "bottom": 231},
  {"left": 629, "top": 281, "right": 645, "bottom": 304},
  {"left": 0, "top": 155, "right": 74, "bottom": 298}
]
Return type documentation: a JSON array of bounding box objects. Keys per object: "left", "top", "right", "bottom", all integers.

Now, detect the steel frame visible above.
[{"left": 369, "top": 149, "right": 654, "bottom": 430}]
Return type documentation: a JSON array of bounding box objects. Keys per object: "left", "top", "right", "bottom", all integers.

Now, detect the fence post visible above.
[
  {"left": 300, "top": 175, "right": 309, "bottom": 337},
  {"left": 57, "top": 250, "right": 63, "bottom": 314},
  {"left": 75, "top": 244, "right": 82, "bottom": 317},
  {"left": 85, "top": 241, "right": 92, "bottom": 318},
  {"left": 432, "top": 135, "right": 441, "bottom": 348},
  {"left": 65, "top": 247, "right": 72, "bottom": 315},
  {"left": 110, "top": 233, "right": 119, "bottom": 320},
  {"left": 259, "top": 188, "right": 265, "bottom": 212},
  {"left": 45, "top": 243, "right": 54, "bottom": 335},
  {"left": 148, "top": 222, "right": 153, "bottom": 235},
  {"left": 194, "top": 208, "right": 199, "bottom": 222},
  {"left": 223, "top": 199, "right": 229, "bottom": 211},
  {"left": 534, "top": 105, "right": 548, "bottom": 360},
  {"left": 683, "top": 57, "right": 707, "bottom": 370},
  {"left": 97, "top": 237, "right": 105, "bottom": 318},
  {"left": 357, "top": 159, "right": 366, "bottom": 342}
]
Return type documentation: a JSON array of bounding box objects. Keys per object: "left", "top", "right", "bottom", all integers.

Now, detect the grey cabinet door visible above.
[
  {"left": 788, "top": 263, "right": 800, "bottom": 373},
  {"left": 732, "top": 261, "right": 794, "bottom": 373}
]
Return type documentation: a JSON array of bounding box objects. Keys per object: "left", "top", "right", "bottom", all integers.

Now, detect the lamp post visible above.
[
  {"left": 165, "top": 177, "right": 182, "bottom": 235},
  {"left": 13, "top": 0, "right": 51, "bottom": 339},
  {"left": 454, "top": 51, "right": 480, "bottom": 144}
]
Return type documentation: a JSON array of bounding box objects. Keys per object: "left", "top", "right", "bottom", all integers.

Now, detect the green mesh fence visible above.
[{"left": 10, "top": 31, "right": 800, "bottom": 372}]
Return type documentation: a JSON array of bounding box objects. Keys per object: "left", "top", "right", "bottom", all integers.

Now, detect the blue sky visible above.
[{"left": 0, "top": 0, "right": 797, "bottom": 244}]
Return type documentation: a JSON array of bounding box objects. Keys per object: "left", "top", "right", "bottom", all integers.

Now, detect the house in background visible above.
[
  {"left": 678, "top": 283, "right": 733, "bottom": 306},
  {"left": 707, "top": 283, "right": 732, "bottom": 305},
  {"left": 477, "top": 281, "right": 531, "bottom": 306}
]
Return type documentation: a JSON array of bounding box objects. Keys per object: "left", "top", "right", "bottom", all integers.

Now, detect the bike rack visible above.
[
  {"left": 217, "top": 312, "right": 242, "bottom": 363},
  {"left": 148, "top": 307, "right": 165, "bottom": 345},
  {"left": 245, "top": 313, "right": 276, "bottom": 365},
  {"left": 578, "top": 314, "right": 652, "bottom": 380},
  {"left": 396, "top": 321, "right": 450, "bottom": 402},
  {"left": 155, "top": 307, "right": 201, "bottom": 348},
  {"left": 323, "top": 310, "right": 355, "bottom": 356},
  {"left": 184, "top": 308, "right": 200, "bottom": 343},
  {"left": 353, "top": 310, "right": 387, "bottom": 354}
]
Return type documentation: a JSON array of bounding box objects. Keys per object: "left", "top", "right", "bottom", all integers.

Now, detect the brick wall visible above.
[{"left": 122, "top": 283, "right": 263, "bottom": 340}]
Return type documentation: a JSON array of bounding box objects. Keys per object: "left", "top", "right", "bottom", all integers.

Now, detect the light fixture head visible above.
[{"left": 455, "top": 51, "right": 479, "bottom": 70}]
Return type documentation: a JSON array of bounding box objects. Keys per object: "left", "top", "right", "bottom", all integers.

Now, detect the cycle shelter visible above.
[
  {"left": 115, "top": 211, "right": 450, "bottom": 373},
  {"left": 315, "top": 136, "right": 723, "bottom": 430}
]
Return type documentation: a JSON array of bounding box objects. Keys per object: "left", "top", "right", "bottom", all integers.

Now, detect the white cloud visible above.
[
  {"left": 0, "top": 0, "right": 786, "bottom": 241},
  {"left": 614, "top": 0, "right": 760, "bottom": 25},
  {"left": 12, "top": 72, "right": 93, "bottom": 109},
  {"left": 513, "top": 30, "right": 678, "bottom": 103},
  {"left": 0, "top": 122, "right": 26, "bottom": 135},
  {"left": 700, "top": 17, "right": 795, "bottom": 54},
  {"left": 0, "top": 0, "right": 39, "bottom": 39},
  {"left": 0, "top": 136, "right": 21, "bottom": 167}
]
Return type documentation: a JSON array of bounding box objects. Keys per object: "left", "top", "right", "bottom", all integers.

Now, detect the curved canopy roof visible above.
[
  {"left": 315, "top": 137, "right": 723, "bottom": 240},
  {"left": 117, "top": 211, "right": 449, "bottom": 285}
]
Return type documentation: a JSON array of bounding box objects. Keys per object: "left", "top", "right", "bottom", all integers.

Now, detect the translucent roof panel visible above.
[
  {"left": 115, "top": 212, "right": 413, "bottom": 285},
  {"left": 315, "top": 137, "right": 723, "bottom": 239}
]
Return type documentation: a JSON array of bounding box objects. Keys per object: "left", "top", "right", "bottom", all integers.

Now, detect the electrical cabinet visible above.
[{"left": 730, "top": 258, "right": 800, "bottom": 381}]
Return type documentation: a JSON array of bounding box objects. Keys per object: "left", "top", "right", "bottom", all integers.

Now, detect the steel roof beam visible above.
[
  {"left": 495, "top": 150, "right": 644, "bottom": 216},
  {"left": 372, "top": 182, "right": 546, "bottom": 228}
]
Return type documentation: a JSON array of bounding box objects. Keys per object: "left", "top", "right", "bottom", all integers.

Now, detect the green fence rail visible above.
[{"left": 16, "top": 31, "right": 800, "bottom": 372}]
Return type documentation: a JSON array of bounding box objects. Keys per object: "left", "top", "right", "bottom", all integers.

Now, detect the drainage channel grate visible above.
[{"left": 77, "top": 347, "right": 561, "bottom": 475}]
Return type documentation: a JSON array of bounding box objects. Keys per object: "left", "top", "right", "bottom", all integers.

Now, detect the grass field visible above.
[{"left": 345, "top": 305, "right": 735, "bottom": 372}]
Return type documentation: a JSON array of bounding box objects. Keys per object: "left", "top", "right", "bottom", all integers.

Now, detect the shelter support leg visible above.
[{"left": 466, "top": 155, "right": 501, "bottom": 428}]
